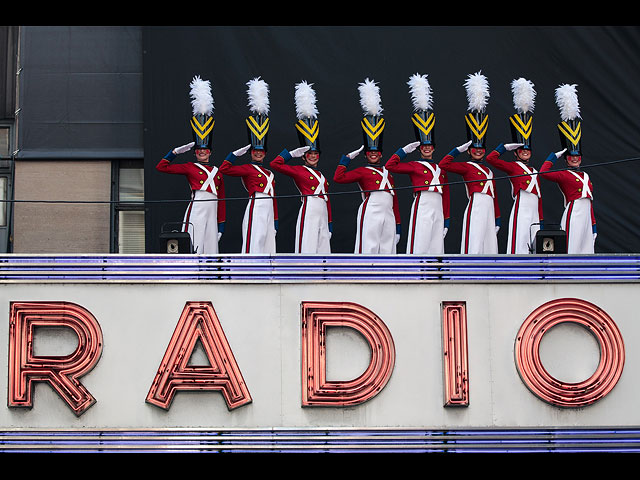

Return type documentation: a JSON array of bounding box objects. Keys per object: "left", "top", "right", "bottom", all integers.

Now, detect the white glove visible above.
[
  {"left": 593, "top": 233, "right": 598, "bottom": 243},
  {"left": 233, "top": 144, "right": 252, "bottom": 157},
  {"left": 555, "top": 148, "right": 567, "bottom": 158},
  {"left": 504, "top": 143, "right": 524, "bottom": 151},
  {"left": 443, "top": 227, "right": 448, "bottom": 238},
  {"left": 218, "top": 232, "right": 223, "bottom": 241},
  {"left": 456, "top": 140, "right": 473, "bottom": 153},
  {"left": 173, "top": 142, "right": 195, "bottom": 155},
  {"left": 290, "top": 146, "right": 310, "bottom": 158},
  {"left": 395, "top": 234, "right": 401, "bottom": 245},
  {"left": 495, "top": 226, "right": 500, "bottom": 234},
  {"left": 347, "top": 145, "right": 364, "bottom": 159},
  {"left": 402, "top": 141, "right": 420, "bottom": 155}
]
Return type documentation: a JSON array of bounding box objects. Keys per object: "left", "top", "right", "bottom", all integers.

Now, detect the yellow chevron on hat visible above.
[
  {"left": 295, "top": 118, "right": 319, "bottom": 143},
  {"left": 510, "top": 114, "right": 532, "bottom": 140},
  {"left": 465, "top": 112, "right": 488, "bottom": 139},
  {"left": 558, "top": 120, "right": 581, "bottom": 148},
  {"left": 412, "top": 111, "right": 435, "bottom": 137},
  {"left": 361, "top": 116, "right": 385, "bottom": 141},
  {"left": 190, "top": 115, "right": 215, "bottom": 142},
  {"left": 246, "top": 115, "right": 270, "bottom": 140}
]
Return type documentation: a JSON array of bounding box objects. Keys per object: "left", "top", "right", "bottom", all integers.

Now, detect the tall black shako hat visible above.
[
  {"left": 509, "top": 78, "right": 536, "bottom": 150},
  {"left": 464, "top": 71, "right": 490, "bottom": 149},
  {"left": 555, "top": 83, "right": 582, "bottom": 156},
  {"left": 245, "top": 77, "right": 270, "bottom": 151},
  {"left": 294, "top": 80, "right": 320, "bottom": 153},
  {"left": 408, "top": 73, "right": 435, "bottom": 146},
  {"left": 359, "top": 78, "right": 385, "bottom": 152},
  {"left": 189, "top": 75, "right": 215, "bottom": 150}
]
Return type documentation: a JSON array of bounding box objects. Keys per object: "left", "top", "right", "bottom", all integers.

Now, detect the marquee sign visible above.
[
  {"left": 0, "top": 254, "right": 638, "bottom": 452},
  {"left": 4, "top": 296, "right": 626, "bottom": 416}
]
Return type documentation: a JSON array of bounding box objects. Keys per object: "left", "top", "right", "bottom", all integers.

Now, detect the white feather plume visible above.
[
  {"left": 358, "top": 78, "right": 383, "bottom": 116},
  {"left": 246, "top": 76, "right": 270, "bottom": 115},
  {"left": 555, "top": 83, "right": 581, "bottom": 121},
  {"left": 189, "top": 75, "right": 214, "bottom": 116},
  {"left": 407, "top": 73, "right": 433, "bottom": 112},
  {"left": 511, "top": 78, "right": 536, "bottom": 114},
  {"left": 295, "top": 80, "right": 318, "bottom": 119},
  {"left": 464, "top": 71, "right": 490, "bottom": 112}
]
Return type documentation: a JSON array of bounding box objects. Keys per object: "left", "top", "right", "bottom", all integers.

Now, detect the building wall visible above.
[
  {"left": 10, "top": 26, "right": 143, "bottom": 253},
  {"left": 12, "top": 160, "right": 111, "bottom": 252}
]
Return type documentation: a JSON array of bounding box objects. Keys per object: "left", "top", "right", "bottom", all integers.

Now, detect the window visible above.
[
  {"left": 0, "top": 125, "right": 12, "bottom": 252},
  {"left": 0, "top": 126, "right": 9, "bottom": 157},
  {"left": 0, "top": 176, "right": 6, "bottom": 227},
  {"left": 112, "top": 160, "right": 145, "bottom": 253}
]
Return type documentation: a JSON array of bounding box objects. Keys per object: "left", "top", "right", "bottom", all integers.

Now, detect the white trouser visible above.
[
  {"left": 183, "top": 190, "right": 219, "bottom": 254},
  {"left": 561, "top": 197, "right": 594, "bottom": 254},
  {"left": 460, "top": 192, "right": 498, "bottom": 254},
  {"left": 295, "top": 196, "right": 331, "bottom": 254},
  {"left": 242, "top": 192, "right": 276, "bottom": 254},
  {"left": 406, "top": 191, "right": 444, "bottom": 254},
  {"left": 507, "top": 190, "right": 540, "bottom": 254},
  {"left": 355, "top": 191, "right": 396, "bottom": 254}
]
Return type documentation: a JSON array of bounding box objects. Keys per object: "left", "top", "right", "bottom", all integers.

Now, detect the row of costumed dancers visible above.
[{"left": 157, "top": 73, "right": 595, "bottom": 256}]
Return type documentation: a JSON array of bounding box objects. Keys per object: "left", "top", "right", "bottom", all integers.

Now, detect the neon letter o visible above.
[{"left": 515, "top": 298, "right": 625, "bottom": 408}]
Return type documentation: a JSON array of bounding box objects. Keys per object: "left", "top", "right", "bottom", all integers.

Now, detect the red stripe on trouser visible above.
[
  {"left": 358, "top": 195, "right": 370, "bottom": 254},
  {"left": 298, "top": 198, "right": 307, "bottom": 253},
  {"left": 464, "top": 195, "right": 474, "bottom": 254},
  {"left": 565, "top": 201, "right": 574, "bottom": 247},
  {"left": 510, "top": 191, "right": 521, "bottom": 254},
  {"left": 245, "top": 195, "right": 255, "bottom": 253},
  {"left": 409, "top": 192, "right": 421, "bottom": 254},
  {"left": 182, "top": 193, "right": 194, "bottom": 233}
]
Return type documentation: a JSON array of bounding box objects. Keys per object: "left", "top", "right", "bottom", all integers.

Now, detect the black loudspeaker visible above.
[
  {"left": 159, "top": 223, "right": 193, "bottom": 254},
  {"left": 534, "top": 226, "right": 567, "bottom": 254}
]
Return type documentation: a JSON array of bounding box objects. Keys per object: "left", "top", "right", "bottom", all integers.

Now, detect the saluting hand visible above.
[
  {"left": 402, "top": 141, "right": 420, "bottom": 155},
  {"left": 346, "top": 145, "right": 364, "bottom": 159},
  {"left": 233, "top": 144, "right": 252, "bottom": 157},
  {"left": 504, "top": 143, "right": 524, "bottom": 151},
  {"left": 173, "top": 142, "right": 195, "bottom": 155},
  {"left": 456, "top": 140, "right": 473, "bottom": 153},
  {"left": 290, "top": 146, "right": 310, "bottom": 158}
]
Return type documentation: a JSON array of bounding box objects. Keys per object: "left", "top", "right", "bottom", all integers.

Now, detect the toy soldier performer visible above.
[
  {"left": 385, "top": 73, "right": 450, "bottom": 254},
  {"left": 270, "top": 80, "right": 332, "bottom": 253},
  {"left": 539, "top": 83, "right": 596, "bottom": 254},
  {"left": 334, "top": 78, "right": 401, "bottom": 254},
  {"left": 486, "top": 78, "right": 543, "bottom": 254},
  {"left": 220, "top": 77, "right": 278, "bottom": 254},
  {"left": 439, "top": 71, "right": 501, "bottom": 254},
  {"left": 156, "top": 75, "right": 226, "bottom": 254}
]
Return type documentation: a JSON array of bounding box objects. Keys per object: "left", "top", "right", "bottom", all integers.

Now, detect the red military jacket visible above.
[
  {"left": 539, "top": 159, "right": 595, "bottom": 225},
  {"left": 219, "top": 157, "right": 278, "bottom": 221},
  {"left": 156, "top": 159, "right": 226, "bottom": 223},
  {"left": 385, "top": 151, "right": 450, "bottom": 222},
  {"left": 485, "top": 149, "right": 543, "bottom": 221},
  {"left": 333, "top": 160, "right": 401, "bottom": 226},
  {"left": 270, "top": 153, "right": 332, "bottom": 223},
  {"left": 439, "top": 153, "right": 501, "bottom": 219}
]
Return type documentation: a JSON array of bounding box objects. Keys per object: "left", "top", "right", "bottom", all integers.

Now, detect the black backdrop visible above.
[{"left": 143, "top": 26, "right": 640, "bottom": 254}]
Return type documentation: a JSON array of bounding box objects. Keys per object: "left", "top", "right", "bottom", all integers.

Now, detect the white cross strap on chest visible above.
[
  {"left": 194, "top": 163, "right": 219, "bottom": 195},
  {"left": 252, "top": 164, "right": 275, "bottom": 196},
  {"left": 417, "top": 161, "right": 443, "bottom": 194},
  {"left": 304, "top": 166, "right": 328, "bottom": 201},
  {"left": 366, "top": 166, "right": 394, "bottom": 195},
  {"left": 515, "top": 161, "right": 540, "bottom": 197},
  {"left": 470, "top": 163, "right": 495, "bottom": 197},
  {"left": 568, "top": 170, "right": 592, "bottom": 199}
]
